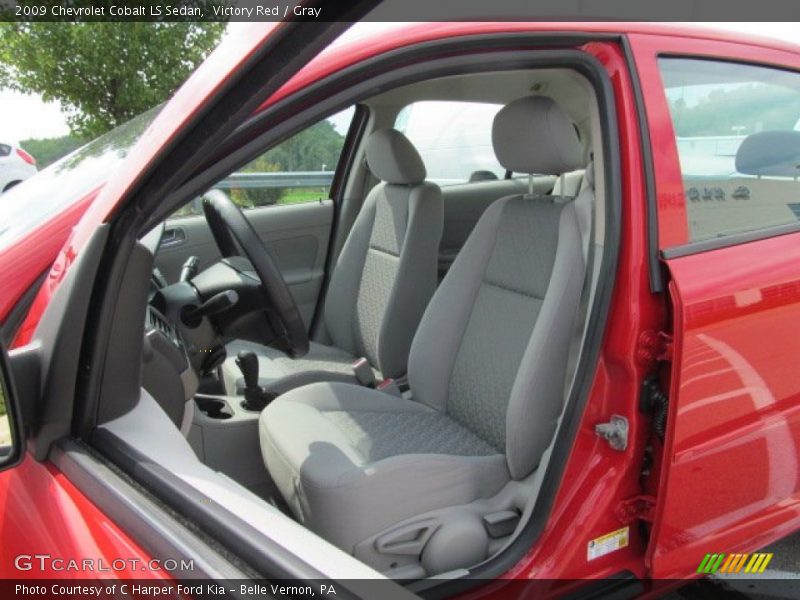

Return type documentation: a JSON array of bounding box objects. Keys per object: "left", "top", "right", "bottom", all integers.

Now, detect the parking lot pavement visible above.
[
  {"left": 712, "top": 572, "right": 800, "bottom": 600},
  {"left": 668, "top": 534, "right": 800, "bottom": 599},
  {"left": 764, "top": 534, "right": 800, "bottom": 573},
  {"left": 715, "top": 534, "right": 800, "bottom": 599}
]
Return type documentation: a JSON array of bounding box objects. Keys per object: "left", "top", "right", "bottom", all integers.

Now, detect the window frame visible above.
[
  {"left": 169, "top": 106, "right": 358, "bottom": 219},
  {"left": 88, "top": 36, "right": 624, "bottom": 594}
]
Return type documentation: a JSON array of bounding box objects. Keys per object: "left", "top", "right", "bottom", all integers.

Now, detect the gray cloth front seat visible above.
[
  {"left": 260, "top": 96, "right": 591, "bottom": 566},
  {"left": 222, "top": 129, "right": 443, "bottom": 395}
]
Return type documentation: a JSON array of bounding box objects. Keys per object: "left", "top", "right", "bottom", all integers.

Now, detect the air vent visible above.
[{"left": 147, "top": 308, "right": 177, "bottom": 342}]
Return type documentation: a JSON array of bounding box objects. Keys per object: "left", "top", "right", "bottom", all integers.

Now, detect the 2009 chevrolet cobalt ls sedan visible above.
[{"left": 0, "top": 15, "right": 798, "bottom": 599}]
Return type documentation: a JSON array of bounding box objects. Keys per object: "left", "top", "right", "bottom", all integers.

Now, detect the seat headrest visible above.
[
  {"left": 365, "top": 129, "right": 426, "bottom": 185},
  {"left": 735, "top": 130, "right": 800, "bottom": 178},
  {"left": 492, "top": 96, "right": 583, "bottom": 176}
]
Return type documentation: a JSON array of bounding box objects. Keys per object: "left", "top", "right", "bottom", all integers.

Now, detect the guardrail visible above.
[{"left": 215, "top": 171, "right": 335, "bottom": 190}]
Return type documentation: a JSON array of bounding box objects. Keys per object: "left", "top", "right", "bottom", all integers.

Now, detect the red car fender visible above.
[{"left": 0, "top": 456, "right": 173, "bottom": 581}]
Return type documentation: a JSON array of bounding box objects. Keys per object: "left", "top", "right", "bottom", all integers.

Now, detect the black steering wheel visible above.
[{"left": 202, "top": 189, "right": 309, "bottom": 358}]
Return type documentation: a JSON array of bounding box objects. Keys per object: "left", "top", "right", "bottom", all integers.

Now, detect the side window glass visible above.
[
  {"left": 395, "top": 101, "right": 504, "bottom": 185},
  {"left": 174, "top": 106, "right": 355, "bottom": 217},
  {"left": 0, "top": 366, "right": 14, "bottom": 457},
  {"left": 659, "top": 58, "right": 800, "bottom": 243}
]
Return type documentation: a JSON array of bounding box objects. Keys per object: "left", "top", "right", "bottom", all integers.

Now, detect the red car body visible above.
[{"left": 1, "top": 21, "right": 799, "bottom": 596}]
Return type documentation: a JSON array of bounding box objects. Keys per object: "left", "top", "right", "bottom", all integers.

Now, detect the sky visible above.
[{"left": 1, "top": 22, "right": 798, "bottom": 145}]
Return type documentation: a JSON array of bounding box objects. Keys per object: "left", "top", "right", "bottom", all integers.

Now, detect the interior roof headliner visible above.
[{"left": 365, "top": 68, "right": 591, "bottom": 126}]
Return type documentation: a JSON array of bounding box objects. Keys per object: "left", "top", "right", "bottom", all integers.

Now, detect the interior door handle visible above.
[{"left": 161, "top": 227, "right": 186, "bottom": 248}]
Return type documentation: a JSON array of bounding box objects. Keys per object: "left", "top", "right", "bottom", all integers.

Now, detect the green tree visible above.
[
  {"left": 19, "top": 134, "right": 85, "bottom": 168},
  {"left": 231, "top": 158, "right": 286, "bottom": 208},
  {"left": 669, "top": 84, "right": 800, "bottom": 137},
  {"left": 263, "top": 120, "right": 345, "bottom": 172},
  {"left": 0, "top": 21, "right": 224, "bottom": 138},
  {"left": 227, "top": 120, "right": 346, "bottom": 208}
]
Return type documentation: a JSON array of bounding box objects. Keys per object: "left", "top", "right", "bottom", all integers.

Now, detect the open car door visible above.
[
  {"left": 2, "top": 2, "right": 395, "bottom": 583},
  {"left": 652, "top": 243, "right": 800, "bottom": 578},
  {"left": 630, "top": 33, "right": 800, "bottom": 579}
]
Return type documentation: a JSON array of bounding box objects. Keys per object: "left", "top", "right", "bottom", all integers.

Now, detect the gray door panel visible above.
[
  {"left": 439, "top": 176, "right": 555, "bottom": 274},
  {"left": 157, "top": 200, "right": 333, "bottom": 327}
]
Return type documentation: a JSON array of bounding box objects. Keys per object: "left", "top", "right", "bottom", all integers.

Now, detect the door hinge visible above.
[
  {"left": 640, "top": 375, "right": 669, "bottom": 442},
  {"left": 595, "top": 415, "right": 629, "bottom": 451},
  {"left": 616, "top": 495, "right": 656, "bottom": 524},
  {"left": 636, "top": 330, "right": 673, "bottom": 364}
]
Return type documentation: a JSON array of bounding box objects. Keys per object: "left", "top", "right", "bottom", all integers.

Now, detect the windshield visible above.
[{"left": 0, "top": 105, "right": 162, "bottom": 252}]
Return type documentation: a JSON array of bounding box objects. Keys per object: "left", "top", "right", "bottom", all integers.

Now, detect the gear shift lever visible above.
[
  {"left": 236, "top": 351, "right": 259, "bottom": 390},
  {"left": 235, "top": 351, "right": 273, "bottom": 411}
]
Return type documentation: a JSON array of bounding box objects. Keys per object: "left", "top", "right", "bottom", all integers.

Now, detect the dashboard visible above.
[{"left": 139, "top": 223, "right": 202, "bottom": 428}]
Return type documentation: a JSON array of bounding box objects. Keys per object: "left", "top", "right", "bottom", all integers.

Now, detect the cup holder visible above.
[{"left": 195, "top": 396, "right": 233, "bottom": 420}]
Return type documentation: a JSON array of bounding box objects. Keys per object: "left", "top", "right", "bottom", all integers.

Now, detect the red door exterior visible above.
[
  {"left": 0, "top": 23, "right": 282, "bottom": 579},
  {"left": 631, "top": 32, "right": 800, "bottom": 578},
  {"left": 0, "top": 457, "right": 171, "bottom": 580}
]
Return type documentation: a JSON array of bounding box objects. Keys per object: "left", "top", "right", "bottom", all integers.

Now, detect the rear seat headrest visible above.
[
  {"left": 736, "top": 130, "right": 800, "bottom": 178},
  {"left": 365, "top": 128, "right": 426, "bottom": 185},
  {"left": 492, "top": 95, "right": 582, "bottom": 176}
]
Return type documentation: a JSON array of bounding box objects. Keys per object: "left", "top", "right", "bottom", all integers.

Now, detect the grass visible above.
[
  {"left": 0, "top": 386, "right": 5, "bottom": 417},
  {"left": 171, "top": 187, "right": 326, "bottom": 219},
  {"left": 276, "top": 187, "right": 326, "bottom": 205}
]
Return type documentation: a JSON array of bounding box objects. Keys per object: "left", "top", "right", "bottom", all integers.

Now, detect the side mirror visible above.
[{"left": 0, "top": 341, "right": 25, "bottom": 470}]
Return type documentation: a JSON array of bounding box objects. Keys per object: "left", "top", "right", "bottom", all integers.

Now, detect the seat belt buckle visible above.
[
  {"left": 352, "top": 357, "right": 376, "bottom": 388},
  {"left": 377, "top": 378, "right": 402, "bottom": 398}
]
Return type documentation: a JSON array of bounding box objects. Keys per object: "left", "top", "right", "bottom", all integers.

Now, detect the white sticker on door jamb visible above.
[{"left": 587, "top": 526, "right": 629, "bottom": 561}]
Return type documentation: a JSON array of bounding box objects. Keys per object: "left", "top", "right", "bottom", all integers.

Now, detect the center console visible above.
[
  {"left": 142, "top": 309, "right": 281, "bottom": 499},
  {"left": 187, "top": 393, "right": 273, "bottom": 498}
]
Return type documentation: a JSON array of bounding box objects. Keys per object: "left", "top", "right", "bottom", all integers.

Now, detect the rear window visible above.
[
  {"left": 0, "top": 144, "right": 10, "bottom": 157},
  {"left": 659, "top": 58, "right": 800, "bottom": 244},
  {"left": 394, "top": 101, "right": 504, "bottom": 186}
]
